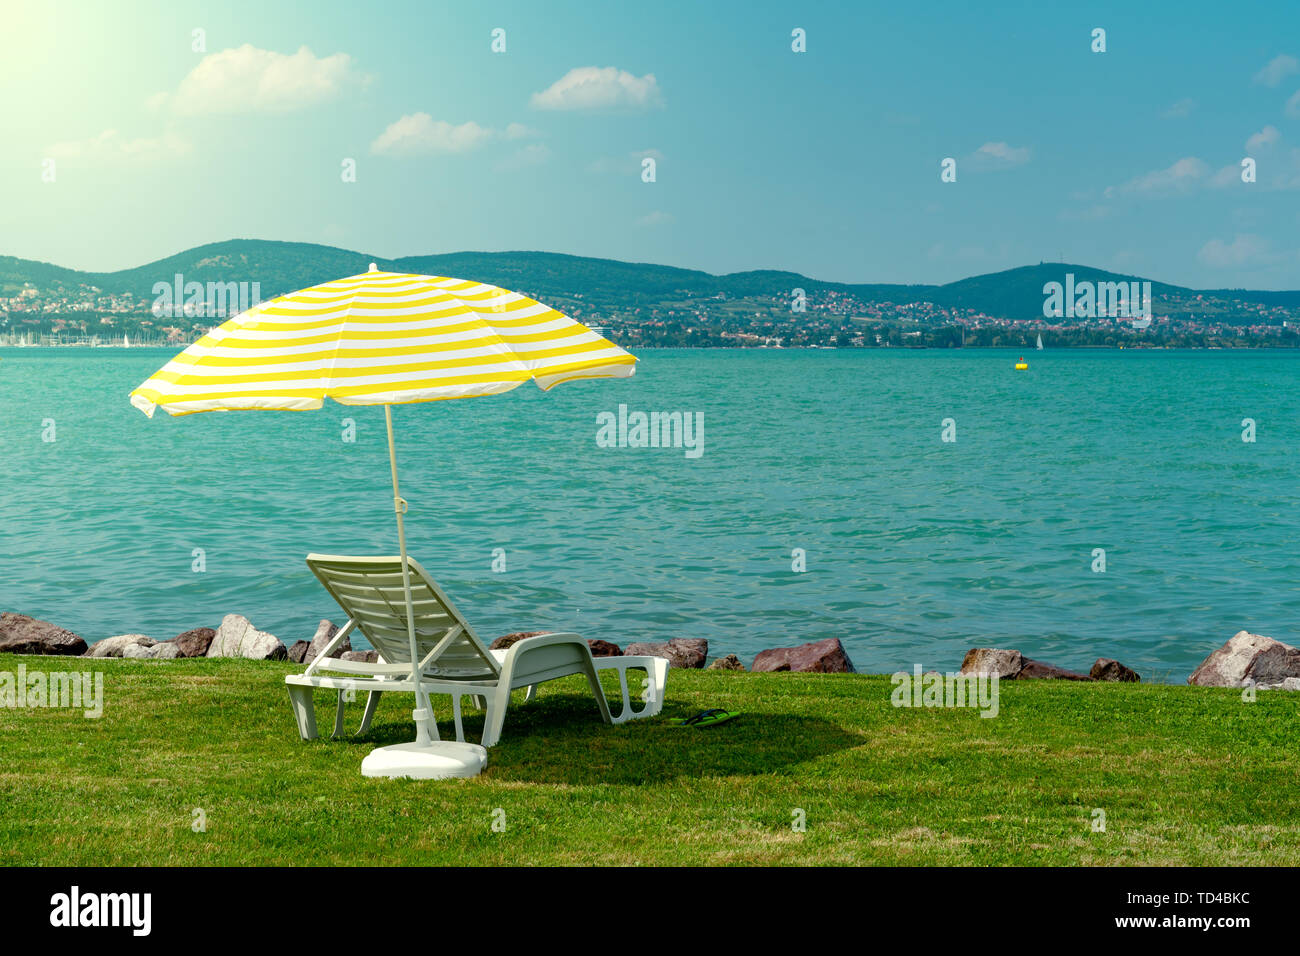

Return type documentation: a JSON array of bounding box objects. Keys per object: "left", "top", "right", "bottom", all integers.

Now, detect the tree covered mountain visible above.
[{"left": 2, "top": 239, "right": 1297, "bottom": 323}]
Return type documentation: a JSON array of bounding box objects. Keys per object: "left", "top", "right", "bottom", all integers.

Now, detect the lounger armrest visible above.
[
  {"left": 315, "top": 657, "right": 413, "bottom": 677},
  {"left": 501, "top": 631, "right": 587, "bottom": 662}
]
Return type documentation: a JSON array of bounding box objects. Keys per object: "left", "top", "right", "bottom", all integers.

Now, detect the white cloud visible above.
[
  {"left": 1106, "top": 157, "right": 1208, "bottom": 197},
  {"left": 967, "top": 141, "right": 1031, "bottom": 170},
  {"left": 1162, "top": 98, "right": 1196, "bottom": 118},
  {"left": 531, "top": 67, "right": 663, "bottom": 111},
  {"left": 495, "top": 143, "right": 551, "bottom": 170},
  {"left": 1253, "top": 54, "right": 1299, "bottom": 87},
  {"left": 1197, "top": 234, "right": 1272, "bottom": 268},
  {"left": 504, "top": 123, "right": 540, "bottom": 140},
  {"left": 635, "top": 210, "right": 674, "bottom": 227},
  {"left": 45, "top": 129, "right": 191, "bottom": 163},
  {"left": 370, "top": 114, "right": 494, "bottom": 156},
  {"left": 157, "top": 44, "right": 366, "bottom": 115},
  {"left": 1246, "top": 125, "right": 1280, "bottom": 151},
  {"left": 1209, "top": 164, "right": 1243, "bottom": 188},
  {"left": 1286, "top": 90, "right": 1300, "bottom": 119}
]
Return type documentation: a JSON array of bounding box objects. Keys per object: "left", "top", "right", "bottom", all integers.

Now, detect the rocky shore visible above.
[{"left": 1, "top": 612, "right": 1296, "bottom": 688}]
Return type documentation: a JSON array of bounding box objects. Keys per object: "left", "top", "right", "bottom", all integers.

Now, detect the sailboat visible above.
[
  {"left": 1036, "top": 333, "right": 1043, "bottom": 350},
  {"left": 123, "top": 334, "right": 130, "bottom": 349}
]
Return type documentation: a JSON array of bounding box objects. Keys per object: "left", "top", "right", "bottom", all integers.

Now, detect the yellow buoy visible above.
[{"left": 1014, "top": 356, "right": 1029, "bottom": 370}]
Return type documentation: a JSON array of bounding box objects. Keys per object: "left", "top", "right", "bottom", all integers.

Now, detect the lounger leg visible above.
[
  {"left": 287, "top": 685, "right": 318, "bottom": 741},
  {"left": 332, "top": 689, "right": 347, "bottom": 739},
  {"left": 524, "top": 684, "right": 538, "bottom": 702},
  {"left": 582, "top": 661, "right": 614, "bottom": 726},
  {"left": 471, "top": 695, "right": 486, "bottom": 710},
  {"left": 357, "top": 691, "right": 382, "bottom": 736},
  {"left": 618, "top": 665, "right": 633, "bottom": 720},
  {"left": 452, "top": 693, "right": 465, "bottom": 742},
  {"left": 481, "top": 686, "right": 513, "bottom": 748},
  {"left": 645, "top": 659, "right": 668, "bottom": 717}
]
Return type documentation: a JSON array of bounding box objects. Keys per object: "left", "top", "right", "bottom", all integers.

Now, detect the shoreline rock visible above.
[
  {"left": 206, "top": 614, "right": 287, "bottom": 661},
  {"left": 707, "top": 654, "right": 744, "bottom": 671},
  {"left": 1017, "top": 658, "right": 1092, "bottom": 681},
  {"left": 752, "top": 638, "right": 854, "bottom": 673},
  {"left": 1090, "top": 658, "right": 1141, "bottom": 682},
  {"left": 170, "top": 627, "right": 216, "bottom": 658},
  {"left": 625, "top": 638, "right": 708, "bottom": 669},
  {"left": 341, "top": 650, "right": 379, "bottom": 664},
  {"left": 304, "top": 620, "right": 347, "bottom": 664},
  {"left": 490, "top": 631, "right": 551, "bottom": 651},
  {"left": 85, "top": 634, "right": 156, "bottom": 658},
  {"left": 0, "top": 614, "right": 88, "bottom": 657},
  {"left": 960, "top": 648, "right": 1024, "bottom": 678},
  {"left": 1190, "top": 631, "right": 1300, "bottom": 688},
  {"left": 960, "top": 648, "right": 1142, "bottom": 683}
]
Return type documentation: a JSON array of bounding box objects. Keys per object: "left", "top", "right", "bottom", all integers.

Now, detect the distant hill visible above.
[{"left": 2, "top": 239, "right": 1297, "bottom": 321}]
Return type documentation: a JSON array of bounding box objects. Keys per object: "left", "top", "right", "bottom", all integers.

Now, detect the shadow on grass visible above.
[{"left": 334, "top": 693, "right": 865, "bottom": 784}]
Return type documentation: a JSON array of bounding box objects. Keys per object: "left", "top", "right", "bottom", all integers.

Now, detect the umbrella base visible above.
[{"left": 361, "top": 740, "right": 487, "bottom": 780}]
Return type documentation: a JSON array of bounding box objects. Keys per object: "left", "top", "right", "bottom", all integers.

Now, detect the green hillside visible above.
[{"left": 2, "top": 239, "right": 1298, "bottom": 327}]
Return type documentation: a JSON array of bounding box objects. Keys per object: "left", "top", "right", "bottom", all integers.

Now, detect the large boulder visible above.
[
  {"left": 85, "top": 634, "right": 156, "bottom": 658},
  {"left": 0, "top": 614, "right": 88, "bottom": 656},
  {"left": 625, "top": 638, "right": 709, "bottom": 669},
  {"left": 304, "top": 620, "right": 348, "bottom": 664},
  {"left": 123, "top": 641, "right": 180, "bottom": 660},
  {"left": 1090, "top": 658, "right": 1141, "bottom": 682},
  {"left": 1189, "top": 631, "right": 1294, "bottom": 687},
  {"left": 960, "top": 648, "right": 1094, "bottom": 681},
  {"left": 169, "top": 627, "right": 216, "bottom": 658},
  {"left": 206, "top": 614, "right": 286, "bottom": 661},
  {"left": 960, "top": 648, "right": 1024, "bottom": 678},
  {"left": 286, "top": 640, "right": 310, "bottom": 664},
  {"left": 1017, "top": 658, "right": 1092, "bottom": 681},
  {"left": 707, "top": 654, "right": 745, "bottom": 671},
  {"left": 340, "top": 650, "right": 379, "bottom": 663},
  {"left": 751, "top": 638, "right": 854, "bottom": 674},
  {"left": 587, "top": 639, "right": 622, "bottom": 658},
  {"left": 490, "top": 631, "right": 550, "bottom": 651},
  {"left": 1243, "top": 642, "right": 1300, "bottom": 687}
]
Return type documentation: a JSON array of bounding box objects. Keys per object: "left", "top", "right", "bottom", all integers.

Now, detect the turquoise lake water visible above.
[{"left": 1, "top": 347, "right": 1297, "bottom": 681}]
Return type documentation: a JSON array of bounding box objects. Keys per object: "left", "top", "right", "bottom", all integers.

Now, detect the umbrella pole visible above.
[{"left": 385, "top": 404, "right": 435, "bottom": 747}]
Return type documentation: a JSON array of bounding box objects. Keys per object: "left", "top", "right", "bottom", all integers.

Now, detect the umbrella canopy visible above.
[
  {"left": 129, "top": 265, "right": 636, "bottom": 776},
  {"left": 130, "top": 267, "right": 635, "bottom": 416}
]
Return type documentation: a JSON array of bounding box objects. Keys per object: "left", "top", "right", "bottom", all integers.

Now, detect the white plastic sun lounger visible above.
[{"left": 285, "top": 554, "right": 667, "bottom": 747}]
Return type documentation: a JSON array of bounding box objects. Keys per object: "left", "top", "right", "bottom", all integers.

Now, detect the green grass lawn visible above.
[{"left": 1, "top": 652, "right": 1298, "bottom": 866}]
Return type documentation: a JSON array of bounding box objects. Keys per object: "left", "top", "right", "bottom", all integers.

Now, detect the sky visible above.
[{"left": 2, "top": 0, "right": 1299, "bottom": 288}]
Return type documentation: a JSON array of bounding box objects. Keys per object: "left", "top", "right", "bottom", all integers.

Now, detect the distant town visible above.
[{"left": 3, "top": 244, "right": 1298, "bottom": 350}]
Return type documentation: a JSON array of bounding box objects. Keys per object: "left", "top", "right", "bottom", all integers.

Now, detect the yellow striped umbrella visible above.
[
  {"left": 130, "top": 266, "right": 635, "bottom": 415},
  {"left": 130, "top": 265, "right": 636, "bottom": 771}
]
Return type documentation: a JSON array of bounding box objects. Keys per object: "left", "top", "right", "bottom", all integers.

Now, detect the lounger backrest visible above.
[{"left": 305, "top": 554, "right": 500, "bottom": 680}]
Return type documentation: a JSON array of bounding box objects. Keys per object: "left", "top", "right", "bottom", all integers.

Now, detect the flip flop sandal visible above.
[{"left": 668, "top": 708, "right": 739, "bottom": 727}]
